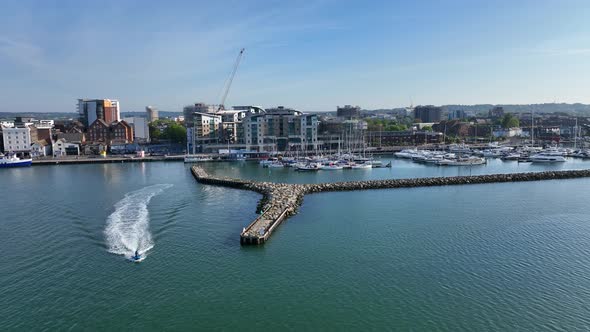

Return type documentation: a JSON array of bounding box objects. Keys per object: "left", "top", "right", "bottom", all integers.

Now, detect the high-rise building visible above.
[
  {"left": 78, "top": 99, "right": 121, "bottom": 127},
  {"left": 146, "top": 106, "right": 159, "bottom": 123},
  {"left": 414, "top": 105, "right": 442, "bottom": 123}
]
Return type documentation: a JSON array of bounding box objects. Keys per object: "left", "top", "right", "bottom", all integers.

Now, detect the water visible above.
[{"left": 2, "top": 160, "right": 590, "bottom": 330}]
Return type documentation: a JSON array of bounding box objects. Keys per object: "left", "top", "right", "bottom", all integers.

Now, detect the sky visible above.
[{"left": 1, "top": 0, "right": 590, "bottom": 113}]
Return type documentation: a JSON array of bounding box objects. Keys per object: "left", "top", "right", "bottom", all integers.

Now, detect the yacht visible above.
[
  {"left": 351, "top": 163, "right": 372, "bottom": 169},
  {"left": 529, "top": 154, "right": 566, "bottom": 163},
  {"left": 321, "top": 163, "right": 344, "bottom": 170},
  {"left": 295, "top": 163, "right": 321, "bottom": 171},
  {"left": 394, "top": 149, "right": 418, "bottom": 159}
]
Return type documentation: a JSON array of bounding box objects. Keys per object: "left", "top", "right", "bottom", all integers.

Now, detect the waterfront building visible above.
[
  {"left": 183, "top": 103, "right": 218, "bottom": 128},
  {"left": 110, "top": 121, "right": 134, "bottom": 144},
  {"left": 187, "top": 112, "right": 222, "bottom": 153},
  {"left": 2, "top": 125, "right": 37, "bottom": 155},
  {"left": 30, "top": 140, "right": 51, "bottom": 158},
  {"left": 337, "top": 105, "right": 361, "bottom": 119},
  {"left": 87, "top": 119, "right": 133, "bottom": 145},
  {"left": 122, "top": 117, "right": 150, "bottom": 143},
  {"left": 56, "top": 127, "right": 85, "bottom": 144},
  {"left": 146, "top": 106, "right": 159, "bottom": 123},
  {"left": 243, "top": 106, "right": 319, "bottom": 152},
  {"left": 78, "top": 99, "right": 121, "bottom": 127},
  {"left": 52, "top": 138, "right": 80, "bottom": 156},
  {"left": 87, "top": 119, "right": 110, "bottom": 143},
  {"left": 414, "top": 105, "right": 442, "bottom": 123}
]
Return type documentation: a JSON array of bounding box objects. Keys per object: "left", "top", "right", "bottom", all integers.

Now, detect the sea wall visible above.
[
  {"left": 303, "top": 169, "right": 590, "bottom": 193},
  {"left": 191, "top": 166, "right": 590, "bottom": 245}
]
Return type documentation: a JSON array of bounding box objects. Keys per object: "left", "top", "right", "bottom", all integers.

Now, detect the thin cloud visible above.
[{"left": 0, "top": 36, "right": 43, "bottom": 67}]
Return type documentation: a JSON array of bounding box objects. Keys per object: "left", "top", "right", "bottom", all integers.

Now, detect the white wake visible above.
[{"left": 104, "top": 184, "right": 172, "bottom": 259}]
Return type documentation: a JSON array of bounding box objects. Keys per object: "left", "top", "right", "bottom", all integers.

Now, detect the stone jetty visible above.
[{"left": 191, "top": 166, "right": 590, "bottom": 245}]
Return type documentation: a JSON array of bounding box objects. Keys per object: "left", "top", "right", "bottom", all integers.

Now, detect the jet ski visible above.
[{"left": 130, "top": 250, "right": 143, "bottom": 262}]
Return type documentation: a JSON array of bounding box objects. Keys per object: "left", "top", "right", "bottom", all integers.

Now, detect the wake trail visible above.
[{"left": 104, "top": 184, "right": 173, "bottom": 259}]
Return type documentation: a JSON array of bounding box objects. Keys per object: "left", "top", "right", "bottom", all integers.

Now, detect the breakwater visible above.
[{"left": 191, "top": 166, "right": 590, "bottom": 245}]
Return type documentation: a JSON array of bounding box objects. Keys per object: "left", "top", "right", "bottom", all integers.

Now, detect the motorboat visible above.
[
  {"left": 0, "top": 155, "right": 32, "bottom": 168},
  {"left": 501, "top": 153, "right": 521, "bottom": 161},
  {"left": 351, "top": 163, "right": 372, "bottom": 169},
  {"left": 295, "top": 163, "right": 320, "bottom": 171},
  {"left": 267, "top": 161, "right": 285, "bottom": 168},
  {"left": 529, "top": 154, "right": 566, "bottom": 163},
  {"left": 321, "top": 163, "right": 344, "bottom": 170}
]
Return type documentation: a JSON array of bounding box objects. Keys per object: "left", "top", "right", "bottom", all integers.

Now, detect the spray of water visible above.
[{"left": 104, "top": 184, "right": 172, "bottom": 259}]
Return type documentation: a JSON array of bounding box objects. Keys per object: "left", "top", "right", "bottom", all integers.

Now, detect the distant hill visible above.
[{"left": 440, "top": 103, "right": 590, "bottom": 115}]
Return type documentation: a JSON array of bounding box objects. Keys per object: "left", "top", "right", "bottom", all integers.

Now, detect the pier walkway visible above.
[{"left": 191, "top": 166, "right": 590, "bottom": 245}]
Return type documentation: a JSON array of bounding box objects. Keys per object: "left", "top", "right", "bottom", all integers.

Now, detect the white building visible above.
[
  {"left": 0, "top": 121, "right": 14, "bottom": 128},
  {"left": 2, "top": 126, "right": 33, "bottom": 154},
  {"left": 30, "top": 141, "right": 51, "bottom": 158},
  {"left": 122, "top": 117, "right": 150, "bottom": 142},
  {"left": 36, "top": 120, "right": 54, "bottom": 129},
  {"left": 53, "top": 138, "right": 80, "bottom": 157}
]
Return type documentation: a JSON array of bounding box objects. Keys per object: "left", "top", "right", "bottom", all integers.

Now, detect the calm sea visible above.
[{"left": 2, "top": 157, "right": 590, "bottom": 330}]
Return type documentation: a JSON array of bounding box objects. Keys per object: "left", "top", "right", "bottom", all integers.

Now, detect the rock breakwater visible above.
[{"left": 191, "top": 166, "right": 590, "bottom": 245}]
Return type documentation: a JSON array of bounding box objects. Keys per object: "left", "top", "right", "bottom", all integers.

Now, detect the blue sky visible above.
[{"left": 1, "top": 0, "right": 590, "bottom": 113}]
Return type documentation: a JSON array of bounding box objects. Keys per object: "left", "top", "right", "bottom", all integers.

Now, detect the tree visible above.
[
  {"left": 148, "top": 122, "right": 161, "bottom": 140},
  {"left": 501, "top": 113, "right": 519, "bottom": 128},
  {"left": 163, "top": 123, "right": 187, "bottom": 144}
]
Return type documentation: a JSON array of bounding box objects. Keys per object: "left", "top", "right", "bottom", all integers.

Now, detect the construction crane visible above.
[{"left": 218, "top": 48, "right": 245, "bottom": 111}]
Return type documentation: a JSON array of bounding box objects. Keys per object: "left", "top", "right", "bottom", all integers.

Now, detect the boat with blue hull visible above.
[{"left": 0, "top": 155, "right": 32, "bottom": 168}]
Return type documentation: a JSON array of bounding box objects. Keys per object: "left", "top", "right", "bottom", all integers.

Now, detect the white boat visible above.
[
  {"left": 0, "top": 155, "right": 32, "bottom": 168},
  {"left": 394, "top": 149, "right": 418, "bottom": 159},
  {"left": 321, "top": 163, "right": 344, "bottom": 170},
  {"left": 267, "top": 162, "right": 285, "bottom": 168},
  {"left": 501, "top": 153, "right": 521, "bottom": 161},
  {"left": 529, "top": 154, "right": 566, "bottom": 163},
  {"left": 448, "top": 144, "right": 472, "bottom": 154},
  {"left": 351, "top": 163, "right": 372, "bottom": 169},
  {"left": 259, "top": 158, "right": 279, "bottom": 167},
  {"left": 184, "top": 155, "right": 214, "bottom": 163},
  {"left": 295, "top": 163, "right": 320, "bottom": 171}
]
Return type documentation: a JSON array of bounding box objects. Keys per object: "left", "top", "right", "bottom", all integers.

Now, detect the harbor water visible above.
[{"left": 2, "top": 158, "right": 590, "bottom": 330}]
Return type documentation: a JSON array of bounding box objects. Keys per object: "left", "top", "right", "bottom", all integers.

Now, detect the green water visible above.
[{"left": 2, "top": 160, "right": 590, "bottom": 330}]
